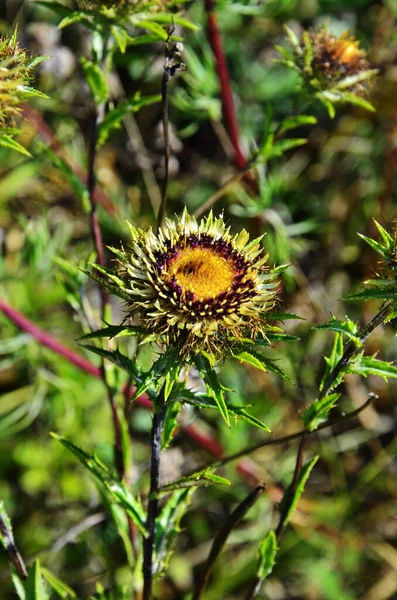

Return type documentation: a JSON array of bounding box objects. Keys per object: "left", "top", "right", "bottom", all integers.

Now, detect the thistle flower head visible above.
[
  {"left": 278, "top": 26, "right": 378, "bottom": 117},
  {"left": 93, "top": 211, "right": 279, "bottom": 359},
  {"left": 310, "top": 29, "right": 372, "bottom": 96},
  {"left": 0, "top": 30, "right": 31, "bottom": 125}
]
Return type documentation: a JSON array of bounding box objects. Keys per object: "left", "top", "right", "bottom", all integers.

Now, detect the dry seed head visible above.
[{"left": 310, "top": 29, "right": 372, "bottom": 96}]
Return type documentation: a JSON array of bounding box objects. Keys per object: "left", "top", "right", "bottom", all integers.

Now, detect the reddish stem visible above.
[
  {"left": 204, "top": 0, "right": 247, "bottom": 171},
  {"left": 0, "top": 300, "right": 240, "bottom": 468}
]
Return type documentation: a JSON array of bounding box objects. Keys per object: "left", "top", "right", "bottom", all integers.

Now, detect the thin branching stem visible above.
[
  {"left": 244, "top": 302, "right": 393, "bottom": 600},
  {"left": 143, "top": 385, "right": 167, "bottom": 600},
  {"left": 0, "top": 513, "right": 28, "bottom": 580},
  {"left": 85, "top": 35, "right": 125, "bottom": 482},
  {"left": 156, "top": 40, "right": 171, "bottom": 233},
  {"left": 192, "top": 485, "right": 266, "bottom": 600}
]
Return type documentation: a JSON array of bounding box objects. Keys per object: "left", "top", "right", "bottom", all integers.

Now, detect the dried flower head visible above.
[
  {"left": 277, "top": 26, "right": 378, "bottom": 117},
  {"left": 91, "top": 211, "right": 279, "bottom": 358},
  {"left": 310, "top": 30, "right": 371, "bottom": 96}
]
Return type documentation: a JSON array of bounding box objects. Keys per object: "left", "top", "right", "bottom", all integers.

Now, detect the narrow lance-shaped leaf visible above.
[
  {"left": 24, "top": 560, "right": 49, "bottom": 600},
  {"left": 193, "top": 353, "right": 230, "bottom": 426},
  {"left": 176, "top": 388, "right": 271, "bottom": 431},
  {"left": 235, "top": 348, "right": 291, "bottom": 382},
  {"left": 80, "top": 57, "right": 108, "bottom": 105},
  {"left": 279, "top": 456, "right": 319, "bottom": 527},
  {"left": 303, "top": 393, "right": 341, "bottom": 432},
  {"left": 319, "top": 333, "right": 343, "bottom": 392},
  {"left": 51, "top": 433, "right": 147, "bottom": 534},
  {"left": 314, "top": 317, "right": 360, "bottom": 344},
  {"left": 162, "top": 401, "right": 181, "bottom": 450},
  {"left": 41, "top": 568, "right": 76, "bottom": 599},
  {"left": 257, "top": 530, "right": 278, "bottom": 581},
  {"left": 154, "top": 489, "right": 194, "bottom": 576},
  {"left": 347, "top": 355, "right": 397, "bottom": 380},
  {"left": 157, "top": 468, "right": 231, "bottom": 496}
]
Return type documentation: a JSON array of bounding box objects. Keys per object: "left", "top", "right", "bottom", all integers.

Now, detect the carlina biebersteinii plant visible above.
[
  {"left": 88, "top": 210, "right": 287, "bottom": 423},
  {"left": 276, "top": 25, "right": 379, "bottom": 117}
]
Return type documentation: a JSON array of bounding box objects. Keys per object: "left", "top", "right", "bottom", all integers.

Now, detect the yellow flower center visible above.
[{"left": 167, "top": 247, "right": 235, "bottom": 300}]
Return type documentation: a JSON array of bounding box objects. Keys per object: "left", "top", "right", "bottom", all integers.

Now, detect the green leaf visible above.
[
  {"left": 279, "top": 456, "right": 319, "bottom": 527},
  {"left": 98, "top": 94, "right": 161, "bottom": 147},
  {"left": 17, "top": 86, "right": 50, "bottom": 100},
  {"left": 373, "top": 220, "right": 394, "bottom": 248},
  {"left": 131, "top": 348, "right": 181, "bottom": 402},
  {"left": 268, "top": 137, "right": 307, "bottom": 158},
  {"left": 280, "top": 114, "right": 317, "bottom": 132},
  {"left": 345, "top": 288, "right": 397, "bottom": 301},
  {"left": 78, "top": 325, "right": 146, "bottom": 340},
  {"left": 38, "top": 144, "right": 90, "bottom": 211},
  {"left": 34, "top": 1, "right": 72, "bottom": 18},
  {"left": 154, "top": 489, "right": 193, "bottom": 576},
  {"left": 162, "top": 401, "right": 181, "bottom": 450},
  {"left": 347, "top": 355, "right": 397, "bottom": 380},
  {"left": 177, "top": 388, "right": 270, "bottom": 431},
  {"left": 0, "top": 134, "right": 31, "bottom": 157},
  {"left": 80, "top": 58, "right": 109, "bottom": 105},
  {"left": 144, "top": 12, "right": 199, "bottom": 31},
  {"left": 340, "top": 92, "right": 376, "bottom": 112},
  {"left": 58, "top": 11, "right": 94, "bottom": 29},
  {"left": 41, "top": 568, "right": 76, "bottom": 599},
  {"left": 257, "top": 530, "right": 278, "bottom": 581},
  {"left": 235, "top": 349, "right": 291, "bottom": 382},
  {"left": 314, "top": 317, "right": 360, "bottom": 344},
  {"left": 158, "top": 468, "right": 231, "bottom": 495},
  {"left": 51, "top": 433, "right": 147, "bottom": 534},
  {"left": 24, "top": 560, "right": 49, "bottom": 600},
  {"left": 319, "top": 333, "right": 343, "bottom": 392},
  {"left": 193, "top": 354, "right": 230, "bottom": 426},
  {"left": 267, "top": 310, "right": 305, "bottom": 321},
  {"left": 303, "top": 393, "right": 341, "bottom": 432},
  {"left": 82, "top": 345, "right": 141, "bottom": 382},
  {"left": 357, "top": 233, "right": 390, "bottom": 260}
]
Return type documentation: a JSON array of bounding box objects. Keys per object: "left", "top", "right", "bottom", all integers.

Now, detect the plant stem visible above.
[
  {"left": 204, "top": 0, "right": 247, "bottom": 171},
  {"left": 0, "top": 513, "right": 28, "bottom": 580},
  {"left": 192, "top": 485, "right": 265, "bottom": 600},
  {"left": 143, "top": 386, "right": 166, "bottom": 600},
  {"left": 156, "top": 39, "right": 171, "bottom": 233},
  {"left": 244, "top": 303, "right": 393, "bottom": 600}
]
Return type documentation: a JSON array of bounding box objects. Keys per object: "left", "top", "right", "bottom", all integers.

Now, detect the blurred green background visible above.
[{"left": 1, "top": 0, "right": 397, "bottom": 598}]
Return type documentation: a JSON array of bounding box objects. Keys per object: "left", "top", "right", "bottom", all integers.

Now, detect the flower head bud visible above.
[
  {"left": 0, "top": 30, "right": 31, "bottom": 125},
  {"left": 278, "top": 26, "right": 378, "bottom": 117}
]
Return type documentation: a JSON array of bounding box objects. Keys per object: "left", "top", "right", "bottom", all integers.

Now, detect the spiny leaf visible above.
[
  {"left": 279, "top": 456, "right": 319, "bottom": 527},
  {"left": 154, "top": 489, "right": 193, "bottom": 576},
  {"left": 131, "top": 348, "right": 181, "bottom": 402},
  {"left": 314, "top": 317, "right": 360, "bottom": 344},
  {"left": 177, "top": 389, "right": 270, "bottom": 431},
  {"left": 162, "top": 401, "right": 181, "bottom": 450},
  {"left": 347, "top": 355, "right": 397, "bottom": 380},
  {"left": 78, "top": 325, "right": 146, "bottom": 340},
  {"left": 303, "top": 393, "right": 341, "bottom": 432},
  {"left": 235, "top": 349, "right": 291, "bottom": 382},
  {"left": 51, "top": 433, "right": 146, "bottom": 534},
  {"left": 194, "top": 354, "right": 230, "bottom": 426},
  {"left": 345, "top": 288, "right": 397, "bottom": 301},
  {"left": 81, "top": 345, "right": 141, "bottom": 381},
  {"left": 319, "top": 333, "right": 343, "bottom": 392}
]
